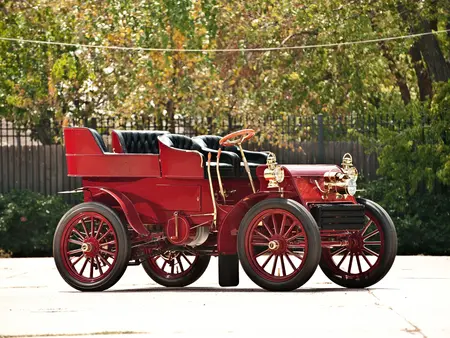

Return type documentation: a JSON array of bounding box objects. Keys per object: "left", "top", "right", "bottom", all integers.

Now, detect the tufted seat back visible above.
[
  {"left": 113, "top": 130, "right": 168, "bottom": 154},
  {"left": 89, "top": 128, "right": 108, "bottom": 153},
  {"left": 158, "top": 134, "right": 202, "bottom": 152}
]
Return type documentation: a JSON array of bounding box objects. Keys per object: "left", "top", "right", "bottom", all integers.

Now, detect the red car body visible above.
[{"left": 53, "top": 127, "right": 397, "bottom": 292}]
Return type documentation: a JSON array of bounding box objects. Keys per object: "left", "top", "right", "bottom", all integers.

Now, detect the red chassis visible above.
[{"left": 53, "top": 127, "right": 397, "bottom": 291}]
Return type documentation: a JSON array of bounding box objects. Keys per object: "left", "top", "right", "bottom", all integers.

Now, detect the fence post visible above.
[{"left": 317, "top": 113, "right": 325, "bottom": 163}]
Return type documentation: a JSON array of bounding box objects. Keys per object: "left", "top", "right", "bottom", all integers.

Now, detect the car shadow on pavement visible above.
[{"left": 97, "top": 286, "right": 397, "bottom": 293}]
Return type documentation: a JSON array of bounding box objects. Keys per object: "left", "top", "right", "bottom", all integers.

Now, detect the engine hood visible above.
[{"left": 281, "top": 164, "right": 343, "bottom": 178}]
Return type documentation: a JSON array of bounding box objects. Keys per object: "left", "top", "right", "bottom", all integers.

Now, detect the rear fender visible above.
[{"left": 60, "top": 187, "right": 150, "bottom": 236}]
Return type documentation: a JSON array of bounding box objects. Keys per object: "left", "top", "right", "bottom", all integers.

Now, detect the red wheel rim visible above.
[
  {"left": 60, "top": 212, "right": 119, "bottom": 283},
  {"left": 245, "top": 209, "right": 309, "bottom": 282},
  {"left": 323, "top": 210, "right": 385, "bottom": 278},
  {"left": 146, "top": 252, "right": 198, "bottom": 279}
]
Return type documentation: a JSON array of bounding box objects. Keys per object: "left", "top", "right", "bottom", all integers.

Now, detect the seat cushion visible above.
[
  {"left": 159, "top": 134, "right": 202, "bottom": 151},
  {"left": 114, "top": 130, "right": 168, "bottom": 154}
]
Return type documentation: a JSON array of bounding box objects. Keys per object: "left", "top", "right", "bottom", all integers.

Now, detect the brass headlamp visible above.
[{"left": 264, "top": 152, "right": 285, "bottom": 188}]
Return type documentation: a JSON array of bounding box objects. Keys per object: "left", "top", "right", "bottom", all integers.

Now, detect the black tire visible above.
[
  {"left": 237, "top": 198, "right": 321, "bottom": 291},
  {"left": 53, "top": 202, "right": 131, "bottom": 292},
  {"left": 319, "top": 198, "right": 398, "bottom": 288},
  {"left": 142, "top": 253, "right": 210, "bottom": 287}
]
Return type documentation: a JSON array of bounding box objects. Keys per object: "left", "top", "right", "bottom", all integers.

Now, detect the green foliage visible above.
[
  {"left": 359, "top": 178, "right": 450, "bottom": 255},
  {"left": 0, "top": 190, "right": 71, "bottom": 257}
]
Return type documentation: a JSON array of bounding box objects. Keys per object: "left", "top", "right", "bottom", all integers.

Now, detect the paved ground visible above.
[{"left": 0, "top": 256, "right": 449, "bottom": 338}]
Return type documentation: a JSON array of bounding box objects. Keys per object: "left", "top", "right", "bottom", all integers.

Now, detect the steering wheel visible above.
[{"left": 219, "top": 129, "right": 255, "bottom": 147}]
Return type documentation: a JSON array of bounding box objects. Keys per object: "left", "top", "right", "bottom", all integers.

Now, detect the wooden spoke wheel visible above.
[
  {"left": 53, "top": 202, "right": 131, "bottom": 292},
  {"left": 238, "top": 198, "right": 321, "bottom": 291},
  {"left": 319, "top": 198, "right": 397, "bottom": 288},
  {"left": 142, "top": 251, "right": 210, "bottom": 287}
]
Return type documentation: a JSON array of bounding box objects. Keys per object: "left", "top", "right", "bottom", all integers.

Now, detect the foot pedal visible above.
[{"left": 218, "top": 254, "right": 239, "bottom": 287}]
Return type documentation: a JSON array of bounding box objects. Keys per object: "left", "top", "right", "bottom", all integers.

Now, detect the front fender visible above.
[{"left": 217, "top": 191, "right": 297, "bottom": 254}]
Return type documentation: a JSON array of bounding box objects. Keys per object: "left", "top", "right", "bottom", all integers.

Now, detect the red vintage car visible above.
[{"left": 53, "top": 127, "right": 397, "bottom": 292}]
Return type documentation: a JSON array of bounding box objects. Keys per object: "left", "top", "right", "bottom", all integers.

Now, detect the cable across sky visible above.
[{"left": 0, "top": 29, "right": 449, "bottom": 53}]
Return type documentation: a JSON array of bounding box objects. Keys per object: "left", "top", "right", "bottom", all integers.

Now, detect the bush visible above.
[{"left": 0, "top": 190, "right": 72, "bottom": 257}]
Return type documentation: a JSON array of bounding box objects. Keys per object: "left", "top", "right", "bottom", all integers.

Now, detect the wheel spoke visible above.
[
  {"left": 98, "top": 254, "right": 111, "bottom": 267},
  {"left": 99, "top": 249, "right": 115, "bottom": 257},
  {"left": 99, "top": 240, "right": 116, "bottom": 246},
  {"left": 94, "top": 222, "right": 103, "bottom": 239},
  {"left": 170, "top": 261, "right": 175, "bottom": 274},
  {"left": 95, "top": 256, "right": 103, "bottom": 275},
  {"left": 254, "top": 230, "right": 271, "bottom": 242},
  {"left": 360, "top": 220, "right": 373, "bottom": 236},
  {"left": 91, "top": 216, "right": 94, "bottom": 237},
  {"left": 332, "top": 247, "right": 347, "bottom": 256},
  {"left": 364, "top": 241, "right": 381, "bottom": 245},
  {"left": 72, "top": 229, "right": 85, "bottom": 241},
  {"left": 97, "top": 229, "right": 112, "bottom": 243},
  {"left": 284, "top": 253, "right": 296, "bottom": 270},
  {"left": 89, "top": 257, "right": 94, "bottom": 279},
  {"left": 251, "top": 240, "right": 269, "bottom": 246},
  {"left": 68, "top": 248, "right": 83, "bottom": 255},
  {"left": 363, "top": 229, "right": 379, "bottom": 241},
  {"left": 363, "top": 246, "right": 379, "bottom": 257},
  {"left": 361, "top": 252, "right": 373, "bottom": 267},
  {"left": 286, "top": 249, "right": 303, "bottom": 260},
  {"left": 80, "top": 219, "right": 89, "bottom": 237},
  {"left": 282, "top": 222, "right": 298, "bottom": 237},
  {"left": 278, "top": 214, "right": 287, "bottom": 235},
  {"left": 286, "top": 232, "right": 304, "bottom": 242},
  {"left": 68, "top": 239, "right": 83, "bottom": 245},
  {"left": 337, "top": 251, "right": 349, "bottom": 269},
  {"left": 356, "top": 254, "right": 363, "bottom": 274},
  {"left": 161, "top": 260, "right": 168, "bottom": 271},
  {"left": 261, "top": 219, "right": 273, "bottom": 237},
  {"left": 261, "top": 253, "right": 274, "bottom": 269},
  {"left": 348, "top": 253, "right": 354, "bottom": 273},
  {"left": 271, "top": 214, "right": 278, "bottom": 235},
  {"left": 181, "top": 253, "right": 192, "bottom": 265},
  {"left": 255, "top": 248, "right": 270, "bottom": 258},
  {"left": 280, "top": 255, "right": 287, "bottom": 276},
  {"left": 176, "top": 256, "right": 185, "bottom": 272},
  {"left": 271, "top": 255, "right": 279, "bottom": 275},
  {"left": 79, "top": 258, "right": 89, "bottom": 275},
  {"left": 71, "top": 254, "right": 84, "bottom": 266}
]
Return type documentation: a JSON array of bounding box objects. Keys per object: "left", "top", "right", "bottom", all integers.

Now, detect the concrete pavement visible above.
[{"left": 1, "top": 256, "right": 449, "bottom": 338}]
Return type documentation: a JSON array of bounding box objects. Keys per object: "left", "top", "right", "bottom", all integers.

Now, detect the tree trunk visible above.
[
  {"left": 416, "top": 20, "right": 450, "bottom": 82},
  {"left": 166, "top": 99, "right": 175, "bottom": 133},
  {"left": 409, "top": 43, "right": 433, "bottom": 101}
]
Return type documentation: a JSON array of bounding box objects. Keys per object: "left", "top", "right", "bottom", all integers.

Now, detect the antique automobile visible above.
[{"left": 53, "top": 127, "right": 397, "bottom": 292}]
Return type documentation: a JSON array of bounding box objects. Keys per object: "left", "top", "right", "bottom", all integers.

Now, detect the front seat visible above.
[
  {"left": 158, "top": 134, "right": 238, "bottom": 178},
  {"left": 192, "top": 135, "right": 268, "bottom": 177}
]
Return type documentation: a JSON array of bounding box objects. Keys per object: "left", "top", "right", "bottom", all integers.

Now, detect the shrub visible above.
[{"left": 0, "top": 190, "right": 72, "bottom": 257}]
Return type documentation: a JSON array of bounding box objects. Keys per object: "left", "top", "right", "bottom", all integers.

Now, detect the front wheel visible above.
[
  {"left": 142, "top": 251, "right": 210, "bottom": 287},
  {"left": 237, "top": 198, "right": 322, "bottom": 291},
  {"left": 53, "top": 202, "right": 131, "bottom": 292},
  {"left": 319, "top": 198, "right": 398, "bottom": 288}
]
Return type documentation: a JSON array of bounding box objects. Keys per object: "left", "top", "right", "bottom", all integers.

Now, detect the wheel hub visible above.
[
  {"left": 267, "top": 236, "right": 287, "bottom": 255},
  {"left": 82, "top": 238, "right": 100, "bottom": 258},
  {"left": 268, "top": 240, "right": 280, "bottom": 251},
  {"left": 81, "top": 242, "right": 93, "bottom": 253}
]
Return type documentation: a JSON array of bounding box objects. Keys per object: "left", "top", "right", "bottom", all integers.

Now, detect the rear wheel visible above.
[
  {"left": 53, "top": 202, "right": 131, "bottom": 292},
  {"left": 319, "top": 198, "right": 397, "bottom": 288},
  {"left": 142, "top": 251, "right": 210, "bottom": 287},
  {"left": 237, "top": 198, "right": 321, "bottom": 291}
]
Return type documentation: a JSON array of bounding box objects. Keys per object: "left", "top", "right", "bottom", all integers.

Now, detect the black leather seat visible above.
[
  {"left": 113, "top": 130, "right": 168, "bottom": 154},
  {"left": 89, "top": 128, "right": 108, "bottom": 153},
  {"left": 192, "top": 135, "right": 268, "bottom": 177},
  {"left": 158, "top": 134, "right": 237, "bottom": 178}
]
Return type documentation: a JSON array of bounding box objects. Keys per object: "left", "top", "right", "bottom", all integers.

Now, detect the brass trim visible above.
[
  {"left": 206, "top": 153, "right": 217, "bottom": 228},
  {"left": 238, "top": 144, "right": 256, "bottom": 193},
  {"left": 216, "top": 148, "right": 226, "bottom": 204}
]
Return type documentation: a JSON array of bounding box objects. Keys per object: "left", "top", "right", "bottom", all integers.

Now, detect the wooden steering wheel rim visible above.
[{"left": 219, "top": 129, "right": 256, "bottom": 146}]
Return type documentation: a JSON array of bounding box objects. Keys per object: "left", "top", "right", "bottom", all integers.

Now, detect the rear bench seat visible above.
[{"left": 111, "top": 130, "right": 168, "bottom": 154}]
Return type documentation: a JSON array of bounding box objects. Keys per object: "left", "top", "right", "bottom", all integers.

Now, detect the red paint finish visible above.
[
  {"left": 158, "top": 140, "right": 204, "bottom": 179},
  {"left": 64, "top": 128, "right": 104, "bottom": 155},
  {"left": 282, "top": 164, "right": 343, "bottom": 177}
]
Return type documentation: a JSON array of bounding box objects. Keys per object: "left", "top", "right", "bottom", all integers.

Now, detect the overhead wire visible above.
[{"left": 0, "top": 29, "right": 449, "bottom": 53}]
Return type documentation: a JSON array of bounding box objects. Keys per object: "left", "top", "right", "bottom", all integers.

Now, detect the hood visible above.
[{"left": 282, "top": 164, "right": 343, "bottom": 178}]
